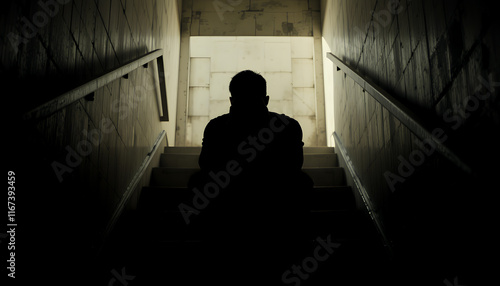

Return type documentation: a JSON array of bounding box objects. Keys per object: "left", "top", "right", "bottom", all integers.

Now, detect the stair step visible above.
[
  {"left": 152, "top": 167, "right": 345, "bottom": 187},
  {"left": 308, "top": 210, "right": 376, "bottom": 239},
  {"left": 164, "top": 146, "right": 201, "bottom": 154},
  {"left": 160, "top": 152, "right": 338, "bottom": 168},
  {"left": 303, "top": 146, "right": 335, "bottom": 153},
  {"left": 138, "top": 212, "right": 192, "bottom": 240},
  {"left": 151, "top": 168, "right": 199, "bottom": 187},
  {"left": 138, "top": 187, "right": 191, "bottom": 210},
  {"left": 303, "top": 167, "right": 345, "bottom": 186},
  {"left": 137, "top": 208, "right": 370, "bottom": 241},
  {"left": 105, "top": 210, "right": 387, "bottom": 286},
  {"left": 161, "top": 153, "right": 199, "bottom": 168},
  {"left": 310, "top": 186, "right": 355, "bottom": 210},
  {"left": 303, "top": 153, "right": 338, "bottom": 168},
  {"left": 163, "top": 146, "right": 334, "bottom": 154},
  {"left": 139, "top": 186, "right": 355, "bottom": 212}
]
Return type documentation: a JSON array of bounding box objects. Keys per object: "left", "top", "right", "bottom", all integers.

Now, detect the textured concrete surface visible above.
[
  {"left": 322, "top": 0, "right": 499, "bottom": 284},
  {"left": 3, "top": 1, "right": 181, "bottom": 282},
  {"left": 187, "top": 36, "right": 321, "bottom": 146},
  {"left": 2, "top": 0, "right": 498, "bottom": 284},
  {"left": 176, "top": 0, "right": 326, "bottom": 146},
  {"left": 187, "top": 0, "right": 317, "bottom": 36}
]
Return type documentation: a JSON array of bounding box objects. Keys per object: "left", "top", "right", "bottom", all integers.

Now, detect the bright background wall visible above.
[{"left": 186, "top": 36, "right": 321, "bottom": 146}]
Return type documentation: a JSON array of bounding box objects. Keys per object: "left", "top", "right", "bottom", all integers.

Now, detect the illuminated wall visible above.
[{"left": 186, "top": 36, "right": 321, "bottom": 146}]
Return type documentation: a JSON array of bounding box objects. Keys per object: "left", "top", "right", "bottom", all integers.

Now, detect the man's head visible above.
[{"left": 229, "top": 70, "right": 269, "bottom": 107}]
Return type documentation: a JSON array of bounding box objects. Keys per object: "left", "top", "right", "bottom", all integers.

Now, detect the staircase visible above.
[{"left": 99, "top": 146, "right": 390, "bottom": 285}]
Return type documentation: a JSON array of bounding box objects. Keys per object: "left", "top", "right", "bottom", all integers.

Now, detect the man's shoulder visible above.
[
  {"left": 269, "top": 112, "right": 300, "bottom": 127},
  {"left": 208, "top": 113, "right": 230, "bottom": 124},
  {"left": 207, "top": 111, "right": 300, "bottom": 129},
  {"left": 204, "top": 113, "right": 230, "bottom": 131}
]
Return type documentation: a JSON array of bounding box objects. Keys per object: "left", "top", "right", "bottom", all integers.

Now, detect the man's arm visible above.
[
  {"left": 198, "top": 120, "right": 216, "bottom": 171},
  {"left": 198, "top": 118, "right": 229, "bottom": 172},
  {"left": 273, "top": 115, "right": 304, "bottom": 172},
  {"left": 287, "top": 118, "right": 305, "bottom": 170}
]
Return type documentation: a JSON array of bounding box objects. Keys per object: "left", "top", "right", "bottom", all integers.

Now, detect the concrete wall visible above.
[
  {"left": 187, "top": 0, "right": 320, "bottom": 36},
  {"left": 3, "top": 0, "right": 181, "bottom": 267},
  {"left": 187, "top": 36, "right": 321, "bottom": 146},
  {"left": 176, "top": 0, "right": 326, "bottom": 146},
  {"left": 322, "top": 0, "right": 499, "bottom": 282}
]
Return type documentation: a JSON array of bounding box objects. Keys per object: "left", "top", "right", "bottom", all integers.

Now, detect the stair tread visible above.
[
  {"left": 164, "top": 146, "right": 335, "bottom": 153},
  {"left": 139, "top": 184, "right": 355, "bottom": 214},
  {"left": 153, "top": 167, "right": 200, "bottom": 170},
  {"left": 161, "top": 153, "right": 338, "bottom": 168},
  {"left": 160, "top": 153, "right": 338, "bottom": 158},
  {"left": 303, "top": 147, "right": 335, "bottom": 153},
  {"left": 302, "top": 166, "right": 342, "bottom": 169},
  {"left": 101, "top": 142, "right": 392, "bottom": 286},
  {"left": 140, "top": 148, "right": 378, "bottom": 273},
  {"left": 151, "top": 167, "right": 346, "bottom": 186},
  {"left": 161, "top": 152, "right": 336, "bottom": 156},
  {"left": 141, "top": 186, "right": 352, "bottom": 191},
  {"left": 137, "top": 209, "right": 373, "bottom": 242}
]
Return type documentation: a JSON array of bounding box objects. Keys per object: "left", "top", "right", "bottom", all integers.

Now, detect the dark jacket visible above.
[
  {"left": 199, "top": 105, "right": 305, "bottom": 183},
  {"left": 191, "top": 105, "right": 313, "bottom": 283}
]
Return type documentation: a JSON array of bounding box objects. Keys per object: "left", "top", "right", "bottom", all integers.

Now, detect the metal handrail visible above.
[
  {"left": 327, "top": 52, "right": 472, "bottom": 175},
  {"left": 333, "top": 131, "right": 393, "bottom": 257},
  {"left": 23, "top": 49, "right": 169, "bottom": 122},
  {"left": 103, "top": 129, "right": 166, "bottom": 246}
]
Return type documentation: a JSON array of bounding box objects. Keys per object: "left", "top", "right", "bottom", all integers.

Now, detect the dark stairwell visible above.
[
  {"left": 98, "top": 146, "right": 392, "bottom": 285},
  {"left": 3, "top": 0, "right": 499, "bottom": 285}
]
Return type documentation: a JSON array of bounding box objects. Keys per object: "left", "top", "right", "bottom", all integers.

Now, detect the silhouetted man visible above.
[
  {"left": 190, "top": 70, "right": 312, "bottom": 284},
  {"left": 199, "top": 70, "right": 307, "bottom": 186}
]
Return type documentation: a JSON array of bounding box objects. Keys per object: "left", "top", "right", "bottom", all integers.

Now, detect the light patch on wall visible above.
[
  {"left": 187, "top": 36, "right": 319, "bottom": 146},
  {"left": 322, "top": 37, "right": 335, "bottom": 147}
]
